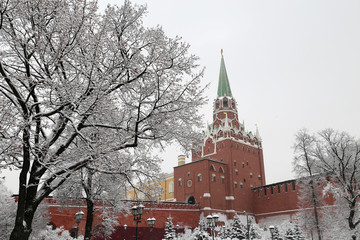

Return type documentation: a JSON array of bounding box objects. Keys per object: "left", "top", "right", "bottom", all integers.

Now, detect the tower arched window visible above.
[
  {"left": 178, "top": 178, "right": 182, "bottom": 186},
  {"left": 234, "top": 181, "right": 237, "bottom": 188},
  {"left": 212, "top": 174, "right": 216, "bottom": 182},
  {"left": 198, "top": 173, "right": 202, "bottom": 182},
  {"left": 223, "top": 98, "right": 228, "bottom": 107}
]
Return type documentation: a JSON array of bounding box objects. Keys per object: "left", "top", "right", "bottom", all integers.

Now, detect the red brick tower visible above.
[{"left": 174, "top": 51, "right": 266, "bottom": 218}]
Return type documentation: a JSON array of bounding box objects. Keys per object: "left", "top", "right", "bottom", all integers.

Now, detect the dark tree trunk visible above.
[
  {"left": 9, "top": 227, "right": 32, "bottom": 240},
  {"left": 310, "top": 179, "right": 322, "bottom": 240},
  {"left": 10, "top": 202, "right": 36, "bottom": 240},
  {"left": 83, "top": 168, "right": 94, "bottom": 240},
  {"left": 9, "top": 128, "right": 34, "bottom": 240},
  {"left": 84, "top": 198, "right": 94, "bottom": 240}
]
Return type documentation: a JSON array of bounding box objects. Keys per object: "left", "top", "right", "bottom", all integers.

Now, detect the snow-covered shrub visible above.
[{"left": 37, "top": 226, "right": 84, "bottom": 240}]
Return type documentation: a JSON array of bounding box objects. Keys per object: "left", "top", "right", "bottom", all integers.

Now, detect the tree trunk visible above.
[
  {"left": 310, "top": 180, "right": 322, "bottom": 240},
  {"left": 9, "top": 206, "right": 35, "bottom": 240},
  {"left": 83, "top": 168, "right": 94, "bottom": 240},
  {"left": 10, "top": 128, "right": 34, "bottom": 240},
  {"left": 9, "top": 225, "right": 31, "bottom": 240},
  {"left": 84, "top": 198, "right": 94, "bottom": 240}
]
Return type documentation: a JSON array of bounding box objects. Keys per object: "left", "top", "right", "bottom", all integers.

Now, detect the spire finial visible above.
[
  {"left": 255, "top": 124, "right": 262, "bottom": 140},
  {"left": 217, "top": 50, "right": 232, "bottom": 97}
]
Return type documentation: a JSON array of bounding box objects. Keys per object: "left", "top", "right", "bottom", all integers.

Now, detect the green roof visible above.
[{"left": 217, "top": 51, "right": 232, "bottom": 97}]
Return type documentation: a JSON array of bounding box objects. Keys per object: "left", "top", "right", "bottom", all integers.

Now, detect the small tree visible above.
[
  {"left": 163, "top": 217, "right": 176, "bottom": 240},
  {"left": 223, "top": 214, "right": 246, "bottom": 239},
  {"left": 272, "top": 226, "right": 281, "bottom": 240},
  {"left": 186, "top": 220, "right": 209, "bottom": 240},
  {"left": 285, "top": 228, "right": 294, "bottom": 240},
  {"left": 293, "top": 225, "right": 305, "bottom": 240}
]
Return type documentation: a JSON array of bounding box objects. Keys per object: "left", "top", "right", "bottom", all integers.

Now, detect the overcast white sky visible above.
[
  {"left": 2, "top": 0, "right": 360, "bottom": 193},
  {"left": 101, "top": 0, "right": 360, "bottom": 185}
]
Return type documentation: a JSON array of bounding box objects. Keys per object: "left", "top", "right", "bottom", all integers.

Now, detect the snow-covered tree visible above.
[
  {"left": 293, "top": 225, "right": 305, "bottom": 240},
  {"left": 249, "top": 223, "right": 263, "bottom": 239},
  {"left": 54, "top": 167, "right": 131, "bottom": 240},
  {"left": 293, "top": 129, "right": 360, "bottom": 239},
  {"left": 221, "top": 214, "right": 246, "bottom": 239},
  {"left": 284, "top": 228, "right": 294, "bottom": 240},
  {"left": 283, "top": 225, "right": 305, "bottom": 240},
  {"left": 0, "top": 0, "right": 206, "bottom": 239},
  {"left": 163, "top": 217, "right": 176, "bottom": 240},
  {"left": 293, "top": 129, "right": 323, "bottom": 240},
  {"left": 271, "top": 226, "right": 281, "bottom": 240}
]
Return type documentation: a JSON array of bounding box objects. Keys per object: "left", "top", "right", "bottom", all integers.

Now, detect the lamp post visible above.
[
  {"left": 176, "top": 224, "right": 180, "bottom": 239},
  {"left": 123, "top": 224, "right": 127, "bottom": 240},
  {"left": 269, "top": 225, "right": 275, "bottom": 240},
  {"left": 131, "top": 204, "right": 145, "bottom": 240},
  {"left": 206, "top": 214, "right": 219, "bottom": 240},
  {"left": 75, "top": 210, "right": 84, "bottom": 239},
  {"left": 147, "top": 217, "right": 156, "bottom": 240},
  {"left": 243, "top": 211, "right": 250, "bottom": 240},
  {"left": 221, "top": 225, "right": 225, "bottom": 239}
]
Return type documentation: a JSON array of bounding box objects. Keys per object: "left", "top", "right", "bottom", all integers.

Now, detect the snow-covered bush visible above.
[{"left": 37, "top": 226, "right": 84, "bottom": 240}]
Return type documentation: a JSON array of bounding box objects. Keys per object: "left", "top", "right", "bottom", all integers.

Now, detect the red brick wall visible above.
[
  {"left": 252, "top": 180, "right": 300, "bottom": 221},
  {"left": 44, "top": 198, "right": 200, "bottom": 240}
]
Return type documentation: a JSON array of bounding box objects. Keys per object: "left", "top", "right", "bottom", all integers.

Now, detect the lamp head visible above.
[
  {"left": 131, "top": 206, "right": 138, "bottom": 216},
  {"left": 212, "top": 214, "right": 219, "bottom": 224},
  {"left": 75, "top": 211, "right": 84, "bottom": 224},
  {"left": 269, "top": 225, "right": 275, "bottom": 234},
  {"left": 124, "top": 224, "right": 127, "bottom": 230},
  {"left": 138, "top": 204, "right": 145, "bottom": 215},
  {"left": 147, "top": 217, "right": 155, "bottom": 227},
  {"left": 206, "top": 215, "right": 213, "bottom": 224}
]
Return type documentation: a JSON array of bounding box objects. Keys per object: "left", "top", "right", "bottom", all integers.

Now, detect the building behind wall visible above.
[
  {"left": 45, "top": 52, "right": 336, "bottom": 239},
  {"left": 174, "top": 51, "right": 266, "bottom": 219}
]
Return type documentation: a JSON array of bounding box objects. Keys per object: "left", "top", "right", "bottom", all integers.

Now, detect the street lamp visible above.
[
  {"left": 269, "top": 225, "right": 275, "bottom": 240},
  {"left": 206, "top": 214, "right": 219, "bottom": 240},
  {"left": 131, "top": 204, "right": 145, "bottom": 240},
  {"left": 123, "top": 224, "right": 127, "bottom": 240},
  {"left": 75, "top": 210, "right": 84, "bottom": 239},
  {"left": 147, "top": 217, "right": 156, "bottom": 240},
  {"left": 176, "top": 224, "right": 180, "bottom": 238},
  {"left": 243, "top": 211, "right": 250, "bottom": 240}
]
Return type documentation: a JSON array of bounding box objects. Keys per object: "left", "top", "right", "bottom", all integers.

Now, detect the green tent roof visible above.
[{"left": 217, "top": 51, "right": 232, "bottom": 97}]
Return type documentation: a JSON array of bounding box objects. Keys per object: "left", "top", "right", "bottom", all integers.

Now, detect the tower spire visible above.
[{"left": 217, "top": 50, "right": 232, "bottom": 97}]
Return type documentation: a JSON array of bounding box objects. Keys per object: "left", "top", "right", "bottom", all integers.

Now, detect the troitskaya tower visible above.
[{"left": 174, "top": 51, "right": 266, "bottom": 217}]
